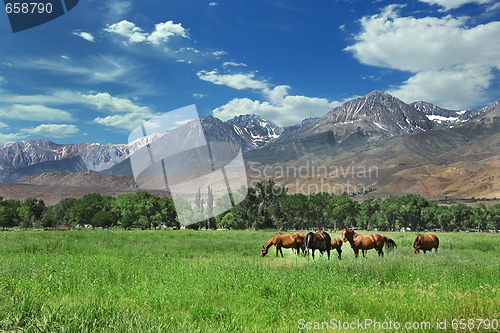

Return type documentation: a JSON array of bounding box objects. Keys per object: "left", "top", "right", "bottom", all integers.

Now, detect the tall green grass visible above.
[{"left": 0, "top": 230, "right": 498, "bottom": 332}]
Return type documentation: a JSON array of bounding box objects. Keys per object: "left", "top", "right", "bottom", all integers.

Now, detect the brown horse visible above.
[
  {"left": 342, "top": 227, "right": 396, "bottom": 258},
  {"left": 304, "top": 231, "right": 331, "bottom": 260},
  {"left": 261, "top": 232, "right": 305, "bottom": 257},
  {"left": 330, "top": 238, "right": 343, "bottom": 259},
  {"left": 413, "top": 234, "right": 439, "bottom": 254},
  {"left": 319, "top": 237, "right": 343, "bottom": 259}
]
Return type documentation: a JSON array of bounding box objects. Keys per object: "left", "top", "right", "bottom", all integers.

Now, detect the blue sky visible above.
[{"left": 0, "top": 0, "right": 499, "bottom": 145}]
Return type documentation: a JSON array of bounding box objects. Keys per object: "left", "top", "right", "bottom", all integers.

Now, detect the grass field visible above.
[{"left": 0, "top": 230, "right": 498, "bottom": 332}]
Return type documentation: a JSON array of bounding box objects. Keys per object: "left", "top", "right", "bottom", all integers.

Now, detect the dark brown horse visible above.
[
  {"left": 261, "top": 232, "right": 305, "bottom": 257},
  {"left": 342, "top": 227, "right": 396, "bottom": 258},
  {"left": 304, "top": 231, "right": 331, "bottom": 260},
  {"left": 413, "top": 234, "right": 439, "bottom": 254}
]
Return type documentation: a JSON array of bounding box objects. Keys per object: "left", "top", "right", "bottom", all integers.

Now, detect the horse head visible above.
[
  {"left": 413, "top": 234, "right": 423, "bottom": 254},
  {"left": 260, "top": 245, "right": 268, "bottom": 257},
  {"left": 341, "top": 227, "right": 351, "bottom": 243}
]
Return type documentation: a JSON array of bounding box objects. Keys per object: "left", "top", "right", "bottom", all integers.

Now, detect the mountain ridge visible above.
[{"left": 1, "top": 91, "right": 497, "bottom": 189}]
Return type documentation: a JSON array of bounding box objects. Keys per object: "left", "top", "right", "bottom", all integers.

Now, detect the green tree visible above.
[
  {"left": 0, "top": 207, "right": 19, "bottom": 230},
  {"left": 91, "top": 210, "right": 115, "bottom": 228}
]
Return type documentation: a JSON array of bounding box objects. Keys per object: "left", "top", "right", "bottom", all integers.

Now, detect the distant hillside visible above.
[{"left": 18, "top": 170, "right": 137, "bottom": 189}]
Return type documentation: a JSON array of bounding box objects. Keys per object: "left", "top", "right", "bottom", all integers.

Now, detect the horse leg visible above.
[
  {"left": 337, "top": 248, "right": 342, "bottom": 260},
  {"left": 279, "top": 247, "right": 284, "bottom": 258},
  {"left": 362, "top": 249, "right": 366, "bottom": 258},
  {"left": 354, "top": 249, "right": 359, "bottom": 258},
  {"left": 327, "top": 249, "right": 330, "bottom": 261},
  {"left": 311, "top": 249, "right": 315, "bottom": 260},
  {"left": 275, "top": 245, "right": 280, "bottom": 257}
]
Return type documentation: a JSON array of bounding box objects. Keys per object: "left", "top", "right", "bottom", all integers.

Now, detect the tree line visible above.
[{"left": 0, "top": 180, "right": 498, "bottom": 231}]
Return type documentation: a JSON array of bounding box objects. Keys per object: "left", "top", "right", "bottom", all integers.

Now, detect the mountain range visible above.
[{"left": 1, "top": 90, "right": 498, "bottom": 201}]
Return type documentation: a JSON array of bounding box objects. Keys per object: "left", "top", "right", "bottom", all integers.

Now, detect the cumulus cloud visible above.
[
  {"left": 213, "top": 86, "right": 340, "bottom": 127},
  {"left": 83, "top": 92, "right": 157, "bottom": 130},
  {"left": 345, "top": 5, "right": 500, "bottom": 108},
  {"left": 197, "top": 70, "right": 269, "bottom": 91},
  {"left": 387, "top": 65, "right": 493, "bottom": 109},
  {"left": 105, "top": 20, "right": 188, "bottom": 45},
  {"left": 26, "top": 124, "right": 79, "bottom": 138},
  {"left": 197, "top": 67, "right": 340, "bottom": 126},
  {"left": 418, "top": 0, "right": 494, "bottom": 11},
  {"left": 72, "top": 31, "right": 95, "bottom": 42}
]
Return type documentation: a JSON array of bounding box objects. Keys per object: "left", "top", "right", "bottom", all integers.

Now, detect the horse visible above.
[
  {"left": 290, "top": 232, "right": 306, "bottom": 255},
  {"left": 413, "top": 234, "right": 439, "bottom": 254},
  {"left": 304, "top": 231, "right": 331, "bottom": 260},
  {"left": 341, "top": 227, "right": 396, "bottom": 258},
  {"left": 325, "top": 238, "right": 343, "bottom": 259},
  {"left": 261, "top": 232, "right": 305, "bottom": 257}
]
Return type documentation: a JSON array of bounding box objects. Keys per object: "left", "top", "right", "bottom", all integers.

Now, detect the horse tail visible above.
[{"left": 384, "top": 237, "right": 397, "bottom": 252}]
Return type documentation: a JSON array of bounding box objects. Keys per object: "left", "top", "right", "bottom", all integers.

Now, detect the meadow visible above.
[{"left": 0, "top": 230, "right": 498, "bottom": 332}]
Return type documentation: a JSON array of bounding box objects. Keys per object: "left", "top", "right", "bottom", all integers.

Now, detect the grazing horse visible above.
[
  {"left": 290, "top": 232, "right": 306, "bottom": 255},
  {"left": 342, "top": 227, "right": 396, "bottom": 258},
  {"left": 261, "top": 232, "right": 304, "bottom": 257},
  {"left": 413, "top": 234, "right": 439, "bottom": 254},
  {"left": 304, "top": 231, "right": 331, "bottom": 260}
]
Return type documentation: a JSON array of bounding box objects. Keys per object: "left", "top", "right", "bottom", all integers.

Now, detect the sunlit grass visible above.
[{"left": 0, "top": 230, "right": 498, "bottom": 332}]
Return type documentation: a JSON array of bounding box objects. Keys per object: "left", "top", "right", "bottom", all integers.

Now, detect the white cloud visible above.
[
  {"left": 105, "top": 20, "right": 188, "bottom": 45},
  {"left": 105, "top": 20, "right": 147, "bottom": 43},
  {"left": 418, "top": 0, "right": 494, "bottom": 11},
  {"left": 198, "top": 67, "right": 340, "bottom": 126},
  {"left": 94, "top": 113, "right": 154, "bottom": 131},
  {"left": 83, "top": 92, "right": 157, "bottom": 130},
  {"left": 0, "top": 90, "right": 87, "bottom": 106},
  {"left": 178, "top": 47, "right": 200, "bottom": 53},
  {"left": 14, "top": 55, "right": 137, "bottom": 85},
  {"left": 72, "top": 31, "right": 95, "bottom": 42},
  {"left": 24, "top": 124, "right": 79, "bottom": 138},
  {"left": 148, "top": 21, "right": 188, "bottom": 45},
  {"left": 222, "top": 61, "right": 247, "bottom": 67},
  {"left": 213, "top": 86, "right": 340, "bottom": 127},
  {"left": 0, "top": 122, "right": 8, "bottom": 128},
  {"left": 0, "top": 132, "right": 23, "bottom": 145},
  {"left": 193, "top": 93, "right": 208, "bottom": 99},
  {"left": 212, "top": 50, "right": 228, "bottom": 57},
  {"left": 83, "top": 92, "right": 152, "bottom": 114},
  {"left": 387, "top": 65, "right": 493, "bottom": 109},
  {"left": 197, "top": 70, "right": 269, "bottom": 90},
  {"left": 0, "top": 104, "right": 73, "bottom": 122},
  {"left": 0, "top": 123, "right": 79, "bottom": 145},
  {"left": 209, "top": 2, "right": 219, "bottom": 7},
  {"left": 345, "top": 5, "right": 500, "bottom": 109}
]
